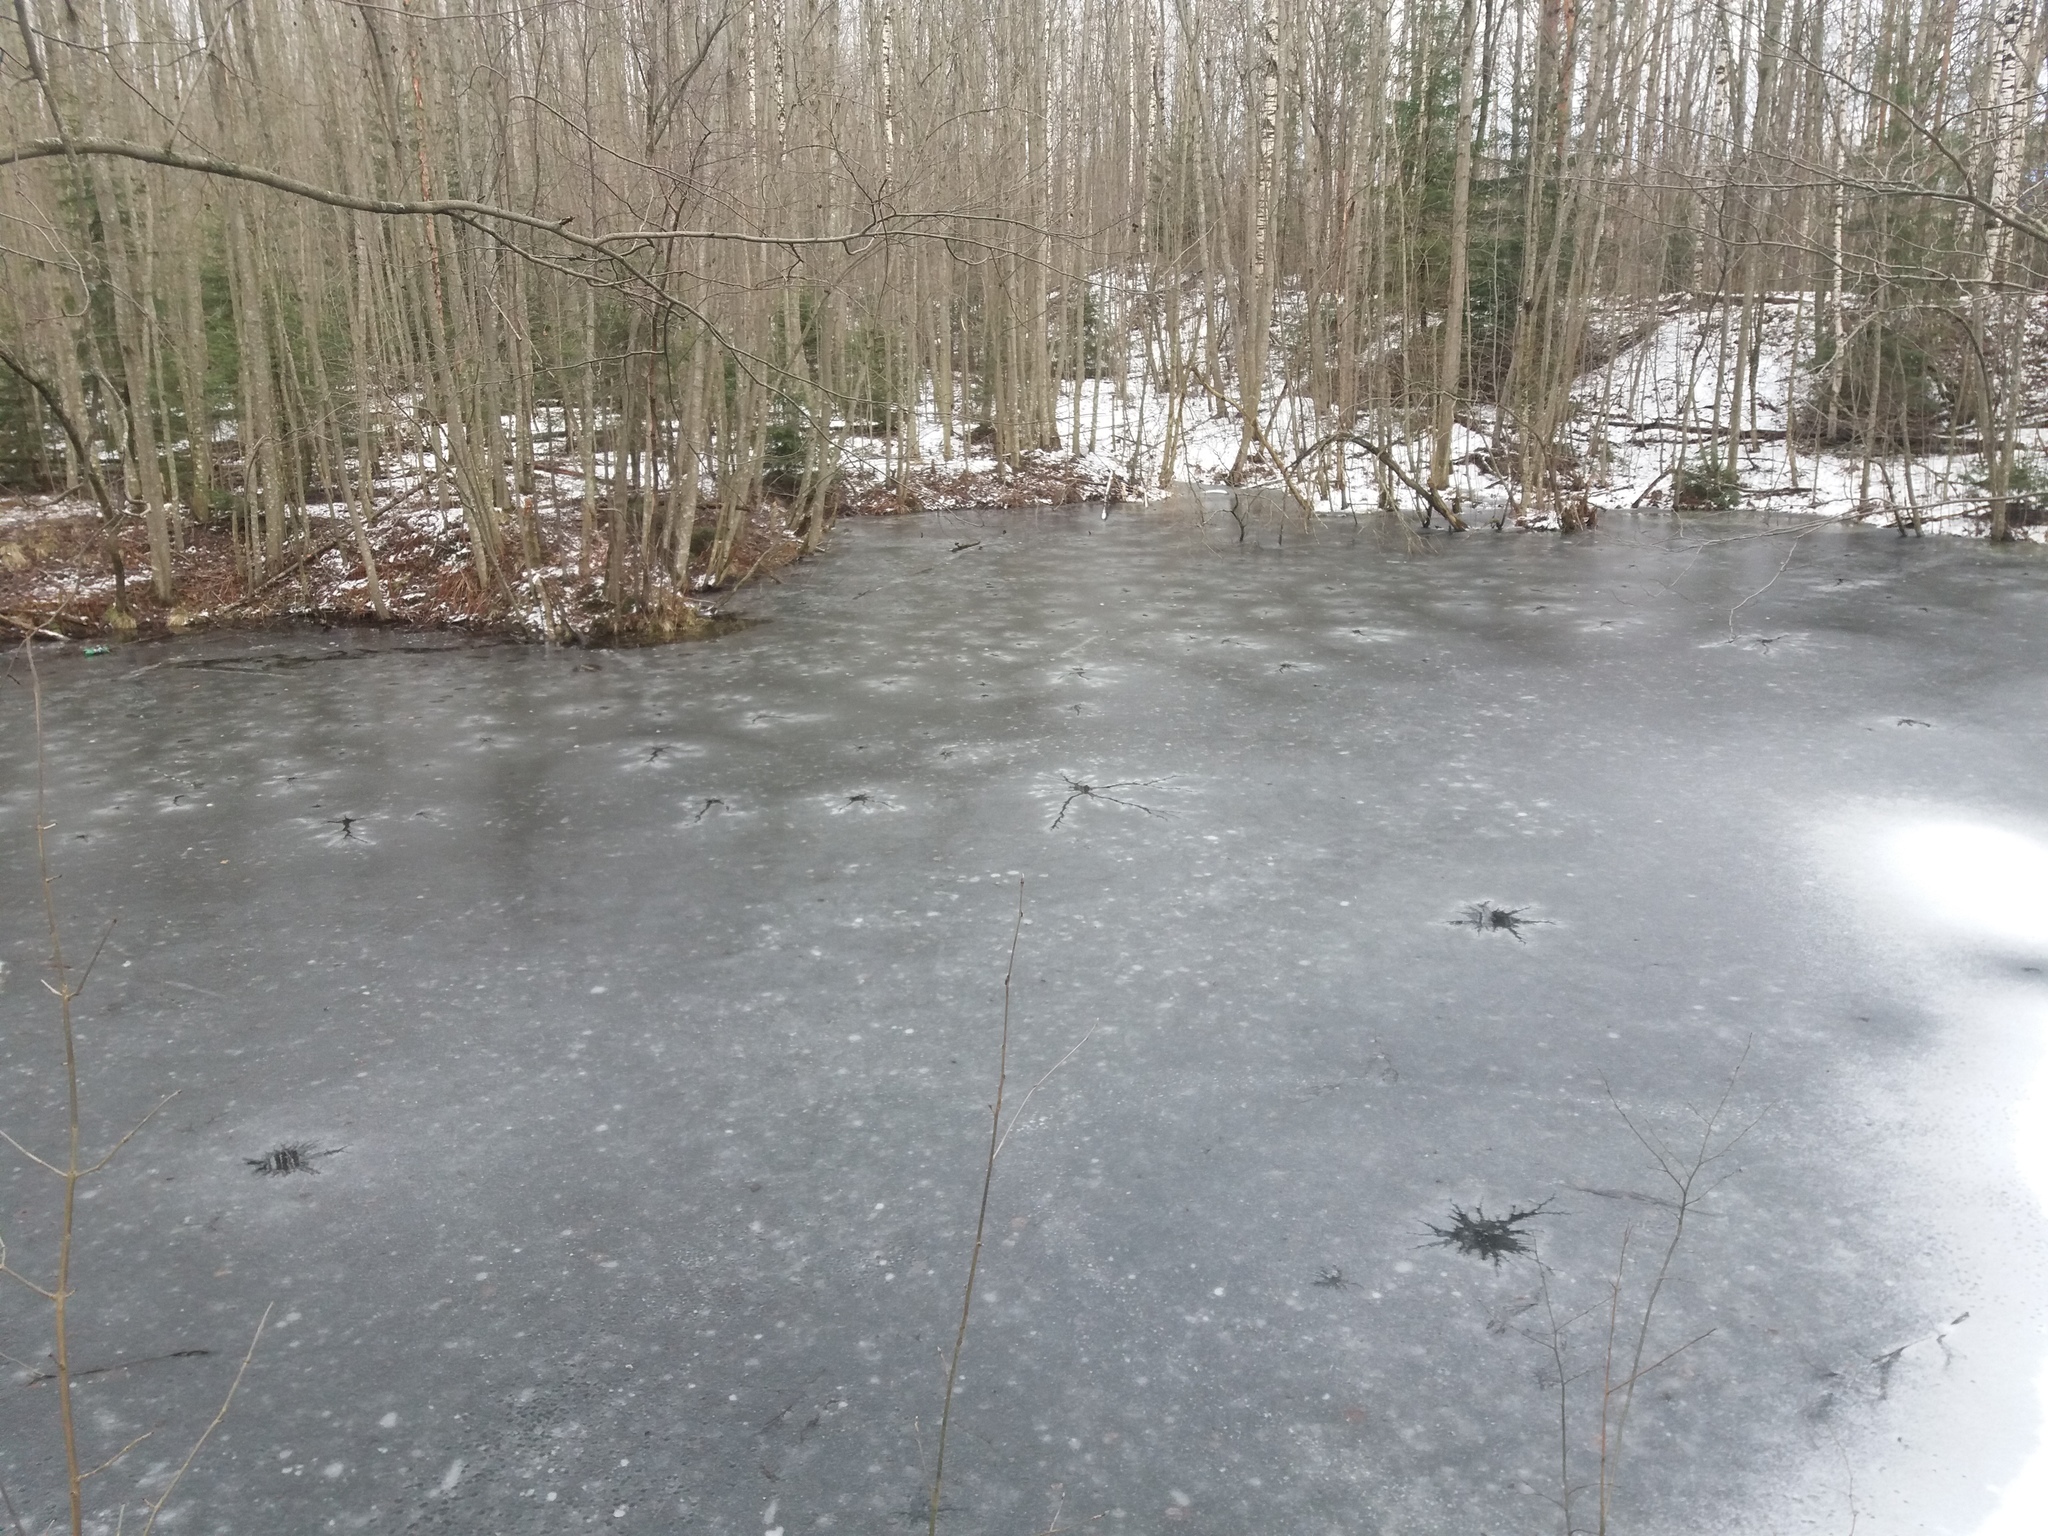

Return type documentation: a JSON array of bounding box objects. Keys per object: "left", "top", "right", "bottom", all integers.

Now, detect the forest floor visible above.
[
  {"left": 0, "top": 484, "right": 802, "bottom": 646},
  {"left": 6, "top": 292, "right": 2045, "bottom": 643},
  {"left": 0, "top": 444, "right": 1132, "bottom": 645}
]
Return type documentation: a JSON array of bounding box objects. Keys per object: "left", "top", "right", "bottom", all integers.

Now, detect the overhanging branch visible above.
[{"left": 0, "top": 138, "right": 1072, "bottom": 254}]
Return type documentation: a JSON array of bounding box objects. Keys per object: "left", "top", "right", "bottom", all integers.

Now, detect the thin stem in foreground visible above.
[
  {"left": 137, "top": 1303, "right": 272, "bottom": 1536},
  {"left": 928, "top": 881, "right": 1024, "bottom": 1536},
  {"left": 24, "top": 632, "right": 87, "bottom": 1536},
  {"left": 9, "top": 639, "right": 198, "bottom": 1534},
  {"left": 1596, "top": 1042, "right": 1755, "bottom": 1532}
]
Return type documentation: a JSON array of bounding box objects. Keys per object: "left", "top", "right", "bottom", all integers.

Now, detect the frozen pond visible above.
[{"left": 3, "top": 507, "right": 2046, "bottom": 1535}]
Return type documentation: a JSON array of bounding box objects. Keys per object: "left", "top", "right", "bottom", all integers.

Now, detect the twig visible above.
[
  {"left": 70, "top": 919, "right": 117, "bottom": 1000},
  {"left": 1596, "top": 1042, "right": 1755, "bottom": 1532},
  {"left": 1662, "top": 510, "right": 1860, "bottom": 597},
  {"left": 928, "top": 882, "right": 1024, "bottom": 1536},
  {"left": 1596, "top": 1225, "right": 1633, "bottom": 1535},
  {"left": 137, "top": 1302, "right": 272, "bottom": 1536},
  {"left": 1049, "top": 775, "right": 1165, "bottom": 831},
  {"left": 0, "top": 1126, "right": 64, "bottom": 1177},
  {"left": 1611, "top": 1327, "right": 1718, "bottom": 1393},
  {"left": 0, "top": 1475, "right": 31, "bottom": 1536},
  {"left": 993, "top": 1028, "right": 1096, "bottom": 1159},
  {"left": 1728, "top": 530, "right": 1812, "bottom": 643},
  {"left": 0, "top": 1229, "right": 58, "bottom": 1297},
  {"left": 1527, "top": 1272, "right": 1591, "bottom": 1536},
  {"left": 79, "top": 1429, "right": 154, "bottom": 1481},
  {"left": 1630, "top": 467, "right": 1676, "bottom": 508},
  {"left": 724, "top": 535, "right": 783, "bottom": 594},
  {"left": 1290, "top": 430, "right": 1467, "bottom": 530},
  {"left": 21, "top": 628, "right": 91, "bottom": 1535},
  {"left": 756, "top": 1370, "right": 825, "bottom": 1433},
  {"left": 216, "top": 540, "right": 350, "bottom": 609},
  {"left": 1186, "top": 372, "right": 1320, "bottom": 516},
  {"left": 218, "top": 482, "right": 430, "bottom": 612},
  {"left": 10, "top": 633, "right": 254, "bottom": 1536},
  {"left": 1030, "top": 1483, "right": 1099, "bottom": 1536},
  {"left": 85, "top": 1092, "right": 178, "bottom": 1175}
]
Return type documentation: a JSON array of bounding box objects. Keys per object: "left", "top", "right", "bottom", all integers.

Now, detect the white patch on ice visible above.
[
  {"left": 439, "top": 1458, "right": 465, "bottom": 1493},
  {"left": 1888, "top": 823, "right": 2048, "bottom": 955},
  {"left": 1974, "top": 1027, "right": 2048, "bottom": 1536},
  {"left": 378, "top": 1412, "right": 398, "bottom": 1429},
  {"left": 1886, "top": 820, "right": 2048, "bottom": 1536}
]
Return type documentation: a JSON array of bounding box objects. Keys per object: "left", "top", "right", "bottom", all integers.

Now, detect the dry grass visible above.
[{"left": 0, "top": 494, "right": 808, "bottom": 643}]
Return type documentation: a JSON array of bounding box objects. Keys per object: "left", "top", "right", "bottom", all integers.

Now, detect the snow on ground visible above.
[
  {"left": 1563, "top": 294, "right": 2047, "bottom": 538},
  {"left": 6, "top": 282, "right": 2043, "bottom": 636},
  {"left": 826, "top": 277, "right": 2046, "bottom": 542}
]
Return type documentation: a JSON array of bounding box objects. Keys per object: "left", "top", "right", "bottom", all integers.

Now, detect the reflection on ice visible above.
[
  {"left": 1888, "top": 822, "right": 2048, "bottom": 954},
  {"left": 1970, "top": 990, "right": 2048, "bottom": 1536},
  {"left": 1885, "top": 820, "right": 2048, "bottom": 1536}
]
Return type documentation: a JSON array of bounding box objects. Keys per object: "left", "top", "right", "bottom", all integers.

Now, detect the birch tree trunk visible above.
[
  {"left": 1431, "top": 0, "right": 1483, "bottom": 495},
  {"left": 1233, "top": 0, "right": 1282, "bottom": 482}
]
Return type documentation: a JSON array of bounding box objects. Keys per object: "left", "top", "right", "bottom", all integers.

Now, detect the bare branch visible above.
[
  {"left": 993, "top": 1028, "right": 1097, "bottom": 1159},
  {"left": 81, "top": 1429, "right": 154, "bottom": 1481},
  {"left": 0, "top": 1261, "right": 60, "bottom": 1301},
  {"left": 0, "top": 1473, "right": 32, "bottom": 1536},
  {"left": 0, "top": 139, "right": 1063, "bottom": 254},
  {"left": 928, "top": 883, "right": 1024, "bottom": 1536},
  {"left": 71, "top": 918, "right": 118, "bottom": 1002},
  {"left": 0, "top": 1128, "right": 63, "bottom": 1178},
  {"left": 137, "top": 1303, "right": 272, "bottom": 1536},
  {"left": 84, "top": 1092, "right": 179, "bottom": 1176}
]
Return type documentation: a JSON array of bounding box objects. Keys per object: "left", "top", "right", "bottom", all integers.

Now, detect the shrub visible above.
[{"left": 1673, "top": 458, "right": 1741, "bottom": 509}]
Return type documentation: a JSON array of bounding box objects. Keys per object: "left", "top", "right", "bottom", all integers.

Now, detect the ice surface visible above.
[{"left": 1, "top": 507, "right": 2045, "bottom": 1534}]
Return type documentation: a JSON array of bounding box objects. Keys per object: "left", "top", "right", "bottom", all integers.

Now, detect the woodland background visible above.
[{"left": 1, "top": 0, "right": 2043, "bottom": 637}]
